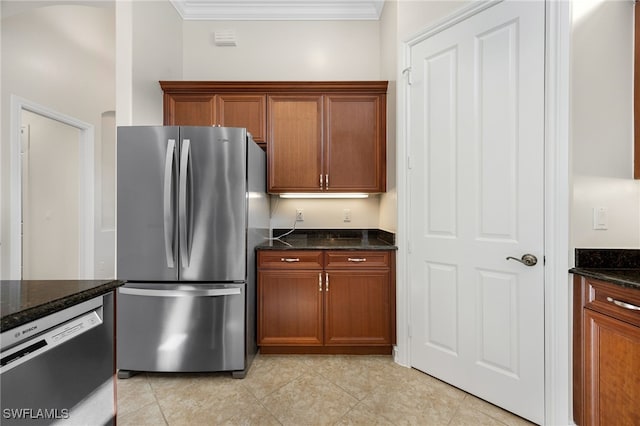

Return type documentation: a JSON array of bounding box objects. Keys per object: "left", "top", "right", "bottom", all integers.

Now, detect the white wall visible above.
[
  {"left": 132, "top": 0, "right": 183, "bottom": 125},
  {"left": 573, "top": 175, "right": 640, "bottom": 248},
  {"left": 378, "top": 0, "right": 398, "bottom": 233},
  {"left": 571, "top": 0, "right": 640, "bottom": 252},
  {"left": 270, "top": 196, "right": 382, "bottom": 230},
  {"left": 181, "top": 20, "right": 381, "bottom": 80},
  {"left": 1, "top": 3, "right": 115, "bottom": 279}
]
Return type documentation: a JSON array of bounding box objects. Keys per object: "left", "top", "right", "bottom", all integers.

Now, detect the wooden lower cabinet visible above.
[
  {"left": 324, "top": 269, "right": 390, "bottom": 346},
  {"left": 257, "top": 249, "right": 395, "bottom": 354},
  {"left": 573, "top": 276, "right": 640, "bottom": 425},
  {"left": 258, "top": 270, "right": 323, "bottom": 346}
]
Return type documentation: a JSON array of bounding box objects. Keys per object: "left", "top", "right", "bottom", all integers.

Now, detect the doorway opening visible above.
[{"left": 9, "top": 95, "right": 94, "bottom": 279}]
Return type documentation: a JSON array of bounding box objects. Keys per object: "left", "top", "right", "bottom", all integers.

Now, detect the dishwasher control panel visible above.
[{"left": 0, "top": 310, "right": 103, "bottom": 373}]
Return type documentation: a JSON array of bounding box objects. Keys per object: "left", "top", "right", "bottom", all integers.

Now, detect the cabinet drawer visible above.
[
  {"left": 585, "top": 278, "right": 640, "bottom": 327},
  {"left": 258, "top": 251, "right": 323, "bottom": 269},
  {"left": 325, "top": 251, "right": 390, "bottom": 268}
]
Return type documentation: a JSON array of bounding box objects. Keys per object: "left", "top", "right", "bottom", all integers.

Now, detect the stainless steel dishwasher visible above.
[{"left": 0, "top": 293, "right": 115, "bottom": 425}]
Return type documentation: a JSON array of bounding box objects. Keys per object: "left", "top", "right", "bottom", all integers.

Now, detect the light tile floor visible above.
[{"left": 117, "top": 354, "right": 535, "bottom": 426}]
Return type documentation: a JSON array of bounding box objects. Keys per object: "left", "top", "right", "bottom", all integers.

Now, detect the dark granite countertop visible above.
[
  {"left": 258, "top": 229, "right": 397, "bottom": 251},
  {"left": 570, "top": 248, "right": 640, "bottom": 290},
  {"left": 0, "top": 279, "right": 124, "bottom": 331}
]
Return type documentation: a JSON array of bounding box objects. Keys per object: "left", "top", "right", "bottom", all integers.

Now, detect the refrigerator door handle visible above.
[
  {"left": 163, "top": 139, "right": 176, "bottom": 268},
  {"left": 179, "top": 139, "right": 191, "bottom": 268},
  {"left": 119, "top": 287, "right": 242, "bottom": 298}
]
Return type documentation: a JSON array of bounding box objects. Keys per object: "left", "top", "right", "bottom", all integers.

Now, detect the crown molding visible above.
[{"left": 169, "top": 0, "right": 385, "bottom": 21}]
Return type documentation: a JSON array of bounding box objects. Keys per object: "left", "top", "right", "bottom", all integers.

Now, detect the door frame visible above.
[
  {"left": 395, "top": 1, "right": 572, "bottom": 425},
  {"left": 9, "top": 95, "right": 95, "bottom": 279}
]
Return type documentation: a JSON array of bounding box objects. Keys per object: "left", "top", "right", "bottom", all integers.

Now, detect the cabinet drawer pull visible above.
[
  {"left": 606, "top": 297, "right": 640, "bottom": 311},
  {"left": 280, "top": 258, "right": 300, "bottom": 263},
  {"left": 347, "top": 258, "right": 367, "bottom": 263}
]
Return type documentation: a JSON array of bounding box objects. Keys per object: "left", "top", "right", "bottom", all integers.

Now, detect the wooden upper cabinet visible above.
[
  {"left": 164, "top": 94, "right": 216, "bottom": 126},
  {"left": 160, "top": 81, "right": 387, "bottom": 191},
  {"left": 325, "top": 95, "right": 386, "bottom": 192},
  {"left": 160, "top": 82, "right": 267, "bottom": 147},
  {"left": 267, "top": 90, "right": 387, "bottom": 193},
  {"left": 268, "top": 95, "right": 323, "bottom": 192},
  {"left": 216, "top": 94, "right": 266, "bottom": 144}
]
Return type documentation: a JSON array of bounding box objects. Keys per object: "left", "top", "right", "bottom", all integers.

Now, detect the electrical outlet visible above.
[
  {"left": 296, "top": 208, "right": 304, "bottom": 222},
  {"left": 343, "top": 209, "right": 351, "bottom": 222}
]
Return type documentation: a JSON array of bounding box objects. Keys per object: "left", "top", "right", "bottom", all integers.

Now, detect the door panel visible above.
[
  {"left": 324, "top": 95, "right": 385, "bottom": 192},
  {"left": 117, "top": 126, "right": 179, "bottom": 281},
  {"left": 409, "top": 1, "right": 545, "bottom": 423},
  {"left": 21, "top": 111, "right": 81, "bottom": 279},
  {"left": 217, "top": 94, "right": 266, "bottom": 144},
  {"left": 179, "top": 126, "right": 247, "bottom": 282},
  {"left": 324, "top": 270, "right": 391, "bottom": 345},
  {"left": 423, "top": 262, "right": 458, "bottom": 355},
  {"left": 268, "top": 96, "right": 323, "bottom": 192},
  {"left": 258, "top": 270, "right": 323, "bottom": 346},
  {"left": 164, "top": 94, "right": 216, "bottom": 125}
]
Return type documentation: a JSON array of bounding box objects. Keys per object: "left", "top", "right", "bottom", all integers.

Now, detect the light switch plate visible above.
[{"left": 592, "top": 207, "right": 608, "bottom": 230}]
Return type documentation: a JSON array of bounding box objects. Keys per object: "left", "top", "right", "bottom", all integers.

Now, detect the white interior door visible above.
[
  {"left": 21, "top": 110, "right": 81, "bottom": 279},
  {"left": 408, "top": 1, "right": 545, "bottom": 423}
]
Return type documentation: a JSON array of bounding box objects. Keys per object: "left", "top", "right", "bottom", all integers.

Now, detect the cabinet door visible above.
[
  {"left": 258, "top": 270, "right": 323, "bottom": 346},
  {"left": 584, "top": 309, "right": 640, "bottom": 426},
  {"left": 217, "top": 94, "right": 266, "bottom": 146},
  {"left": 164, "top": 94, "right": 216, "bottom": 125},
  {"left": 324, "top": 270, "right": 391, "bottom": 345},
  {"left": 324, "top": 95, "right": 386, "bottom": 192},
  {"left": 268, "top": 95, "right": 323, "bottom": 192}
]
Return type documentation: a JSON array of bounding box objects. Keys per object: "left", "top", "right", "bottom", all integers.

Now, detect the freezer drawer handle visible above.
[
  {"left": 163, "top": 139, "right": 176, "bottom": 268},
  {"left": 119, "top": 287, "right": 242, "bottom": 298},
  {"left": 280, "top": 258, "right": 300, "bottom": 263},
  {"left": 179, "top": 139, "right": 192, "bottom": 268}
]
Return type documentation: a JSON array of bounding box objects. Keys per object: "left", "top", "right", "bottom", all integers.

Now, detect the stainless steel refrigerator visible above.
[{"left": 116, "top": 126, "right": 268, "bottom": 379}]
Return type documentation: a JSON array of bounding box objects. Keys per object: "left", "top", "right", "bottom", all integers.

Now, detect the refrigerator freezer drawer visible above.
[{"left": 116, "top": 283, "right": 245, "bottom": 373}]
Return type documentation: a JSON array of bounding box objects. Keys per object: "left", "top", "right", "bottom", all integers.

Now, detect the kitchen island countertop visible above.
[
  {"left": 0, "top": 279, "right": 124, "bottom": 331},
  {"left": 257, "top": 229, "right": 397, "bottom": 251},
  {"left": 570, "top": 248, "right": 640, "bottom": 290}
]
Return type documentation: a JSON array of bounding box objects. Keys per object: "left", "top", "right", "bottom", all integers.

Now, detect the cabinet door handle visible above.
[
  {"left": 281, "top": 258, "right": 300, "bottom": 263},
  {"left": 319, "top": 273, "right": 322, "bottom": 292},
  {"left": 325, "top": 272, "right": 329, "bottom": 291},
  {"left": 606, "top": 297, "right": 640, "bottom": 311},
  {"left": 319, "top": 174, "right": 323, "bottom": 189},
  {"left": 347, "top": 258, "right": 367, "bottom": 263},
  {"left": 325, "top": 174, "right": 329, "bottom": 189}
]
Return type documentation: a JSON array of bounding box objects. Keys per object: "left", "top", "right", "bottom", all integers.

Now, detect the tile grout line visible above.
[{"left": 144, "top": 373, "right": 172, "bottom": 426}]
